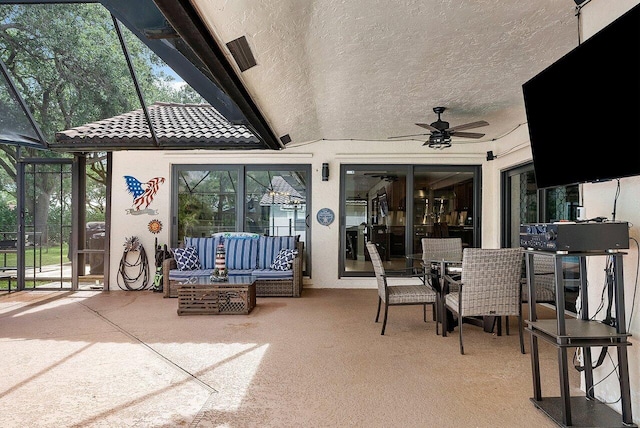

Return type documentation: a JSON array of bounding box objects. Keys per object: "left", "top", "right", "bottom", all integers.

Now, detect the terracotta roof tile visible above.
[{"left": 53, "top": 102, "right": 264, "bottom": 150}]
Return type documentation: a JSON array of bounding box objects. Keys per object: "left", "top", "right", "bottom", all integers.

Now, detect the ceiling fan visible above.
[{"left": 390, "top": 107, "right": 489, "bottom": 149}]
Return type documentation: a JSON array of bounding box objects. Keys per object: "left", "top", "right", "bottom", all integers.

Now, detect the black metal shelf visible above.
[
  {"left": 523, "top": 250, "right": 636, "bottom": 428},
  {"left": 527, "top": 318, "right": 632, "bottom": 346},
  {"left": 531, "top": 396, "right": 632, "bottom": 428}
]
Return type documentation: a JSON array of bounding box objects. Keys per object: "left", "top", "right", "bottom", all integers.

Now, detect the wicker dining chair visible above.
[
  {"left": 443, "top": 247, "right": 524, "bottom": 354},
  {"left": 421, "top": 237, "right": 463, "bottom": 262},
  {"left": 421, "top": 237, "right": 463, "bottom": 334},
  {"left": 366, "top": 242, "right": 437, "bottom": 335},
  {"left": 521, "top": 253, "right": 556, "bottom": 304}
]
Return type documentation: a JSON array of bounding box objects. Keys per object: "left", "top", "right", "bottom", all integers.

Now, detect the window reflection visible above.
[
  {"left": 246, "top": 170, "right": 307, "bottom": 238},
  {"left": 413, "top": 170, "right": 475, "bottom": 254},
  {"left": 502, "top": 163, "right": 580, "bottom": 314},
  {"left": 177, "top": 169, "right": 238, "bottom": 238}
]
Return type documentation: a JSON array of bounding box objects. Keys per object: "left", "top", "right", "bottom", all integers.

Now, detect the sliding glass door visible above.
[
  {"left": 340, "top": 164, "right": 480, "bottom": 276},
  {"left": 501, "top": 163, "right": 580, "bottom": 248}
]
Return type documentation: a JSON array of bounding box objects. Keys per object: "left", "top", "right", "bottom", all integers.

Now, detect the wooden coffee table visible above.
[{"left": 177, "top": 275, "right": 256, "bottom": 315}]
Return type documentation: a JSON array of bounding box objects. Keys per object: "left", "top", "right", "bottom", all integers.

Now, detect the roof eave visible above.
[{"left": 49, "top": 140, "right": 268, "bottom": 152}]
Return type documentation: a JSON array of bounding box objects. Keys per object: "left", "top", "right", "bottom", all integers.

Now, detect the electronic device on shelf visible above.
[{"left": 519, "top": 221, "right": 629, "bottom": 252}]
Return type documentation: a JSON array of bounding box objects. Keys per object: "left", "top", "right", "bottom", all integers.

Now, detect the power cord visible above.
[
  {"left": 628, "top": 237, "right": 639, "bottom": 330},
  {"left": 588, "top": 233, "right": 640, "bottom": 406},
  {"left": 612, "top": 179, "right": 620, "bottom": 222}
]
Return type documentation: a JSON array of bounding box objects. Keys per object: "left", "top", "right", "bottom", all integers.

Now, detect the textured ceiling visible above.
[{"left": 191, "top": 0, "right": 580, "bottom": 147}]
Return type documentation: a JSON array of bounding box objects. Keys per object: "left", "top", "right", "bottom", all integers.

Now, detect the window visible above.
[
  {"left": 176, "top": 167, "right": 239, "bottom": 237},
  {"left": 502, "top": 163, "right": 580, "bottom": 248},
  {"left": 501, "top": 162, "right": 580, "bottom": 314},
  {"left": 172, "top": 164, "right": 310, "bottom": 275}
]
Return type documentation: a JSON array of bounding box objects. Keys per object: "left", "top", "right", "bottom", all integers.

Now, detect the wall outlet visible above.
[{"left": 576, "top": 206, "right": 586, "bottom": 221}]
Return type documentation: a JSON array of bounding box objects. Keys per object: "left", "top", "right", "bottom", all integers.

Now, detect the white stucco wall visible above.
[{"left": 110, "top": 140, "right": 490, "bottom": 291}]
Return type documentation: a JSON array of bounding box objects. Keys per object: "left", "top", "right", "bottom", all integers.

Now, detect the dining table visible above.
[{"left": 406, "top": 253, "right": 503, "bottom": 337}]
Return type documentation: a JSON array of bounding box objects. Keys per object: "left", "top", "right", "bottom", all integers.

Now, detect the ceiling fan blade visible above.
[
  {"left": 415, "top": 122, "right": 439, "bottom": 132},
  {"left": 450, "top": 131, "right": 485, "bottom": 139},
  {"left": 388, "top": 133, "right": 430, "bottom": 139},
  {"left": 447, "top": 120, "right": 489, "bottom": 132}
]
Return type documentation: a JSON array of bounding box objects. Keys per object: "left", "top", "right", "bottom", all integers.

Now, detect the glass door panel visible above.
[
  {"left": 245, "top": 168, "right": 309, "bottom": 274},
  {"left": 172, "top": 165, "right": 311, "bottom": 276},
  {"left": 19, "top": 160, "right": 72, "bottom": 290},
  {"left": 506, "top": 168, "right": 538, "bottom": 248},
  {"left": 412, "top": 169, "right": 475, "bottom": 254},
  {"left": 501, "top": 163, "right": 580, "bottom": 314},
  {"left": 245, "top": 169, "right": 307, "bottom": 238},
  {"left": 176, "top": 168, "right": 238, "bottom": 240},
  {"left": 342, "top": 167, "right": 407, "bottom": 274}
]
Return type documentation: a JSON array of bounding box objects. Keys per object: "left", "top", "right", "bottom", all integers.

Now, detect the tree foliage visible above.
[
  {"left": 0, "top": 3, "right": 203, "bottom": 148},
  {"left": 0, "top": 2, "right": 205, "bottom": 234}
]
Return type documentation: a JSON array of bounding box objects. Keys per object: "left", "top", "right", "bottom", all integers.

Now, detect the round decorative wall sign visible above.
[
  {"left": 316, "top": 208, "right": 335, "bottom": 226},
  {"left": 148, "top": 219, "right": 163, "bottom": 234}
]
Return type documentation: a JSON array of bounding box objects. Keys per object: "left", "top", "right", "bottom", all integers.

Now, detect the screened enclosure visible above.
[{"left": 0, "top": 1, "right": 265, "bottom": 291}]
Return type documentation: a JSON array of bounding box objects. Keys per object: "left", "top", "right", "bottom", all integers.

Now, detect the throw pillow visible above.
[
  {"left": 270, "top": 248, "right": 298, "bottom": 271},
  {"left": 225, "top": 237, "right": 259, "bottom": 270},
  {"left": 173, "top": 246, "right": 201, "bottom": 271}
]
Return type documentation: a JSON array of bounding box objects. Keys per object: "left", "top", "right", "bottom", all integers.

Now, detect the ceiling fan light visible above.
[{"left": 426, "top": 135, "right": 452, "bottom": 149}]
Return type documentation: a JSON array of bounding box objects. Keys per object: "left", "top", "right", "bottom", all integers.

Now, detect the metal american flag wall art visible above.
[{"left": 124, "top": 175, "right": 165, "bottom": 215}]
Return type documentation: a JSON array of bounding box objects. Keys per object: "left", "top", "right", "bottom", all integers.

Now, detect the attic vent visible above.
[
  {"left": 280, "top": 134, "right": 292, "bottom": 145},
  {"left": 226, "top": 36, "right": 257, "bottom": 72}
]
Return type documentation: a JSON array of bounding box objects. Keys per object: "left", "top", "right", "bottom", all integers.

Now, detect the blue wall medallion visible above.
[{"left": 316, "top": 208, "right": 335, "bottom": 226}]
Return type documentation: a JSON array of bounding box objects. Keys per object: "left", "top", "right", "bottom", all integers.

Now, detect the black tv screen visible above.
[{"left": 522, "top": 3, "right": 640, "bottom": 189}]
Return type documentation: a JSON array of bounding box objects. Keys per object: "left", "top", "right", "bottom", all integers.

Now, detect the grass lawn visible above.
[
  {"left": 2, "top": 244, "right": 69, "bottom": 267},
  {"left": 0, "top": 244, "right": 70, "bottom": 290}
]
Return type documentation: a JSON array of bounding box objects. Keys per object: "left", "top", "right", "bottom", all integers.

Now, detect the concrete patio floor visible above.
[{"left": 0, "top": 288, "right": 581, "bottom": 427}]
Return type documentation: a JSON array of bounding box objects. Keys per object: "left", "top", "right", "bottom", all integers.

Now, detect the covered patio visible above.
[{"left": 1, "top": 2, "right": 638, "bottom": 426}]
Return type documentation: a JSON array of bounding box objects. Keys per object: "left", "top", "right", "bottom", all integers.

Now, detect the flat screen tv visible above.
[{"left": 522, "top": 3, "right": 640, "bottom": 189}]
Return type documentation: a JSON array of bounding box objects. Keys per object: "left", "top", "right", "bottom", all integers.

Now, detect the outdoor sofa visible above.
[{"left": 163, "top": 232, "right": 303, "bottom": 298}]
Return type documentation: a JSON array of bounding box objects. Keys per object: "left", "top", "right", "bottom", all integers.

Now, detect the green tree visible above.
[{"left": 0, "top": 3, "right": 203, "bottom": 241}]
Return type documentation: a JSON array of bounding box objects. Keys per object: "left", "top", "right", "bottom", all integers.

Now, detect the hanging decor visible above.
[
  {"left": 148, "top": 219, "right": 163, "bottom": 234},
  {"left": 124, "top": 175, "right": 165, "bottom": 215},
  {"left": 117, "top": 236, "right": 150, "bottom": 290},
  {"left": 316, "top": 208, "right": 335, "bottom": 226}
]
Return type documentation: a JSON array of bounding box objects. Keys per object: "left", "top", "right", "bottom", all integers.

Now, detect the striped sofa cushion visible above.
[
  {"left": 227, "top": 269, "right": 254, "bottom": 276},
  {"left": 183, "top": 237, "right": 222, "bottom": 269},
  {"left": 257, "top": 236, "right": 298, "bottom": 269},
  {"left": 251, "top": 268, "right": 294, "bottom": 280},
  {"left": 224, "top": 237, "right": 259, "bottom": 269}
]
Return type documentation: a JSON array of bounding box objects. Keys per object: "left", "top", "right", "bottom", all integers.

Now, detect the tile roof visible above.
[{"left": 53, "top": 102, "right": 265, "bottom": 151}]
